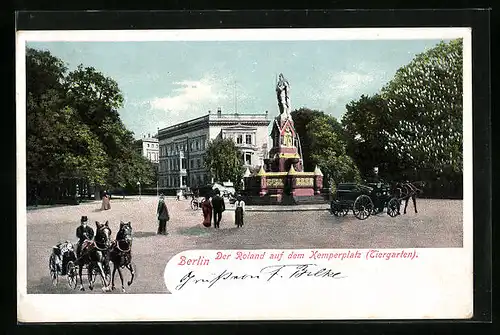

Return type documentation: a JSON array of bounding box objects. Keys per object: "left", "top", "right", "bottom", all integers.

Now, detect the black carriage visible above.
[
  {"left": 65, "top": 245, "right": 112, "bottom": 290},
  {"left": 48, "top": 241, "right": 77, "bottom": 287},
  {"left": 330, "top": 182, "right": 400, "bottom": 220}
]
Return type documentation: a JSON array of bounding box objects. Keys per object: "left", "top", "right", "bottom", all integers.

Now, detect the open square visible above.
[{"left": 26, "top": 196, "right": 463, "bottom": 294}]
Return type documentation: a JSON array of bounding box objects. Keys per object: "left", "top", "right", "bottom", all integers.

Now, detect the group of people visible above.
[
  {"left": 155, "top": 188, "right": 246, "bottom": 234},
  {"left": 200, "top": 189, "right": 245, "bottom": 228}
]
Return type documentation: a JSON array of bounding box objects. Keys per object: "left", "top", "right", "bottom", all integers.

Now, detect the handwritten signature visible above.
[{"left": 174, "top": 264, "right": 345, "bottom": 291}]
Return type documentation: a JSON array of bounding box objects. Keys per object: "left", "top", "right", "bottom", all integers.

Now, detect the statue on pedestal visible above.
[{"left": 276, "top": 73, "right": 291, "bottom": 122}]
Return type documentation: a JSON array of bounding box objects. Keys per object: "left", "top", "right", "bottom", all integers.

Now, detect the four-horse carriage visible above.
[{"left": 330, "top": 182, "right": 401, "bottom": 220}]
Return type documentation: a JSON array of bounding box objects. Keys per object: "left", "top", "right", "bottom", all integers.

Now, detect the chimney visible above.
[
  {"left": 208, "top": 110, "right": 211, "bottom": 114},
  {"left": 217, "top": 107, "right": 222, "bottom": 116}
]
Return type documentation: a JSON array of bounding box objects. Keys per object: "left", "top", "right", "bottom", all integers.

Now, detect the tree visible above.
[
  {"left": 291, "top": 108, "right": 326, "bottom": 172},
  {"left": 64, "top": 63, "right": 154, "bottom": 193},
  {"left": 204, "top": 138, "right": 243, "bottom": 185},
  {"left": 26, "top": 47, "right": 156, "bottom": 202},
  {"left": 380, "top": 39, "right": 463, "bottom": 180},
  {"left": 342, "top": 94, "right": 398, "bottom": 178},
  {"left": 307, "top": 114, "right": 361, "bottom": 186}
]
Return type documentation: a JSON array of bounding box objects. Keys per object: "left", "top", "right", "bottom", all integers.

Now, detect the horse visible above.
[
  {"left": 109, "top": 221, "right": 135, "bottom": 292},
  {"left": 77, "top": 221, "right": 113, "bottom": 292}
]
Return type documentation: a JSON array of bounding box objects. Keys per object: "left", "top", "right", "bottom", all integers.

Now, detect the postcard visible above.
[{"left": 17, "top": 26, "right": 473, "bottom": 322}]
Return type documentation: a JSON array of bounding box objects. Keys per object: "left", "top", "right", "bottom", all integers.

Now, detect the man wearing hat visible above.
[
  {"left": 75, "top": 216, "right": 94, "bottom": 258},
  {"left": 157, "top": 194, "right": 170, "bottom": 235}
]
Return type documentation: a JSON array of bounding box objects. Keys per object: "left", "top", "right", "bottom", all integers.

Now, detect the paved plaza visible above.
[{"left": 25, "top": 196, "right": 463, "bottom": 294}]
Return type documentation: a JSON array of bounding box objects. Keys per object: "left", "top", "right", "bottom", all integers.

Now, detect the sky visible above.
[{"left": 27, "top": 39, "right": 449, "bottom": 138}]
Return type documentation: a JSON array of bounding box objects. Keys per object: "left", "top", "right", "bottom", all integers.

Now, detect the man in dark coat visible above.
[
  {"left": 211, "top": 189, "right": 225, "bottom": 229},
  {"left": 157, "top": 194, "right": 170, "bottom": 235},
  {"left": 76, "top": 216, "right": 94, "bottom": 258},
  {"left": 366, "top": 167, "right": 385, "bottom": 213}
]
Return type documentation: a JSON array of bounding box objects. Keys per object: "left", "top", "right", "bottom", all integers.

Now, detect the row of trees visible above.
[
  {"left": 203, "top": 39, "right": 463, "bottom": 198},
  {"left": 26, "top": 48, "right": 156, "bottom": 204}
]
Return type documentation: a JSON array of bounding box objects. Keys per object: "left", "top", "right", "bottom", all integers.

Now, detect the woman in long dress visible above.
[
  {"left": 101, "top": 192, "right": 111, "bottom": 210},
  {"left": 201, "top": 197, "right": 212, "bottom": 227},
  {"left": 234, "top": 195, "right": 245, "bottom": 227}
]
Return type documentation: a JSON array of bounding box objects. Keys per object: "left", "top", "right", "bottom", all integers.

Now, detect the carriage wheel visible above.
[
  {"left": 387, "top": 198, "right": 400, "bottom": 217},
  {"left": 190, "top": 199, "right": 198, "bottom": 210},
  {"left": 66, "top": 261, "right": 78, "bottom": 289},
  {"left": 353, "top": 195, "right": 374, "bottom": 220},
  {"left": 49, "top": 254, "right": 58, "bottom": 287},
  {"left": 330, "top": 201, "right": 342, "bottom": 216}
]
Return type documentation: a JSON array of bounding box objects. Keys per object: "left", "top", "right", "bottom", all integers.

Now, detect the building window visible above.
[
  {"left": 190, "top": 159, "right": 194, "bottom": 169},
  {"left": 182, "top": 176, "right": 187, "bottom": 187},
  {"left": 196, "top": 140, "right": 199, "bottom": 150},
  {"left": 197, "top": 159, "right": 201, "bottom": 168},
  {"left": 246, "top": 134, "right": 252, "bottom": 144},
  {"left": 237, "top": 134, "right": 243, "bottom": 144},
  {"left": 245, "top": 153, "right": 252, "bottom": 165},
  {"left": 181, "top": 158, "right": 186, "bottom": 170}
]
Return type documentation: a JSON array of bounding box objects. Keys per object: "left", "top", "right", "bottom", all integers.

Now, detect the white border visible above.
[{"left": 17, "top": 27, "right": 473, "bottom": 322}]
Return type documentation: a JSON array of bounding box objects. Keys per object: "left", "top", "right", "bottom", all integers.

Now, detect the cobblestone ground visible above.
[{"left": 25, "top": 196, "right": 462, "bottom": 294}]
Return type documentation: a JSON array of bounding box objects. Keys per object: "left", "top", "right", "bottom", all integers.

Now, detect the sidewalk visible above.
[{"left": 244, "top": 204, "right": 330, "bottom": 212}]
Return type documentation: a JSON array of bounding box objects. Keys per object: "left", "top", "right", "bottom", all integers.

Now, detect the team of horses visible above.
[{"left": 76, "top": 220, "right": 135, "bottom": 293}]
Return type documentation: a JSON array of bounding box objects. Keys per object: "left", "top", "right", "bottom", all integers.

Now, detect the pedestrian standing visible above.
[
  {"left": 101, "top": 191, "right": 111, "bottom": 210},
  {"left": 157, "top": 194, "right": 170, "bottom": 235},
  {"left": 201, "top": 196, "right": 212, "bottom": 227},
  {"left": 234, "top": 194, "right": 245, "bottom": 227},
  {"left": 211, "top": 189, "right": 225, "bottom": 229}
]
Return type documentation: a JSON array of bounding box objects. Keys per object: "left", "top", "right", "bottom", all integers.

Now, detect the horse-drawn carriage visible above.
[
  {"left": 330, "top": 182, "right": 401, "bottom": 220},
  {"left": 49, "top": 221, "right": 135, "bottom": 292},
  {"left": 49, "top": 241, "right": 78, "bottom": 287},
  {"left": 49, "top": 240, "right": 111, "bottom": 289}
]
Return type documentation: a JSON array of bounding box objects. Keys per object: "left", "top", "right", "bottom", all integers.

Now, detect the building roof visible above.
[{"left": 157, "top": 111, "right": 270, "bottom": 140}]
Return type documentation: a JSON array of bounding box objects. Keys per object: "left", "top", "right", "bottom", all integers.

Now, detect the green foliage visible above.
[
  {"left": 291, "top": 108, "right": 328, "bottom": 172},
  {"left": 307, "top": 115, "right": 361, "bottom": 185},
  {"left": 26, "top": 47, "right": 156, "bottom": 201},
  {"left": 342, "top": 94, "right": 397, "bottom": 178},
  {"left": 204, "top": 138, "right": 243, "bottom": 184},
  {"left": 380, "top": 39, "right": 463, "bottom": 175}
]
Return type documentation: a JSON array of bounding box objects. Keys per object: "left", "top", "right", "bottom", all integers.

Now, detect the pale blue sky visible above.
[{"left": 28, "top": 39, "right": 448, "bottom": 138}]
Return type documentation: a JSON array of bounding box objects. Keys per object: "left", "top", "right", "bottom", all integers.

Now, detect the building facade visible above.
[
  {"left": 157, "top": 109, "right": 270, "bottom": 189},
  {"left": 136, "top": 134, "right": 160, "bottom": 164}
]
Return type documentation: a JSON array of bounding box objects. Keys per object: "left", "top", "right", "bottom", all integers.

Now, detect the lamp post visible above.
[
  {"left": 156, "top": 180, "right": 159, "bottom": 197},
  {"left": 137, "top": 181, "right": 141, "bottom": 200}
]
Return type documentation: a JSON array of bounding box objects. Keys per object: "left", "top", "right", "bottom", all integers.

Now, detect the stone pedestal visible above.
[{"left": 243, "top": 116, "right": 326, "bottom": 204}]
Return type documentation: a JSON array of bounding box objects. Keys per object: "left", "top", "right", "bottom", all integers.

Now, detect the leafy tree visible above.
[
  {"left": 380, "top": 39, "right": 463, "bottom": 179},
  {"left": 26, "top": 48, "right": 67, "bottom": 101},
  {"left": 26, "top": 47, "right": 156, "bottom": 202},
  {"left": 65, "top": 64, "right": 154, "bottom": 191},
  {"left": 342, "top": 94, "right": 398, "bottom": 178},
  {"left": 307, "top": 114, "right": 361, "bottom": 186},
  {"left": 204, "top": 138, "right": 243, "bottom": 185},
  {"left": 291, "top": 108, "right": 326, "bottom": 172}
]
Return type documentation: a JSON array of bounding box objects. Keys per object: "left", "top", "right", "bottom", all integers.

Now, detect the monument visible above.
[{"left": 243, "top": 73, "right": 325, "bottom": 204}]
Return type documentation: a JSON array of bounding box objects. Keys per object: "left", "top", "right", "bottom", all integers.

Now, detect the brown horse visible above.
[
  {"left": 77, "top": 221, "right": 113, "bottom": 292},
  {"left": 109, "top": 221, "right": 135, "bottom": 292}
]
